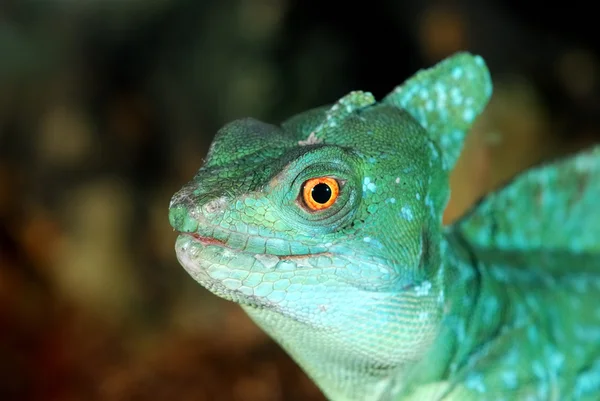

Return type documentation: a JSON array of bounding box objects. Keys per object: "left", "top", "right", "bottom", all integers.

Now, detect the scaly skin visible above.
[{"left": 168, "top": 53, "right": 600, "bottom": 400}]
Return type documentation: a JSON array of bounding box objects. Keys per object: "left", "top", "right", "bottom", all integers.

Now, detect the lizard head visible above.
[{"left": 169, "top": 52, "right": 492, "bottom": 390}]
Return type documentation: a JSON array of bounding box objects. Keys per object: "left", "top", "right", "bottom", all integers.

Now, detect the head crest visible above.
[
  {"left": 299, "top": 91, "right": 376, "bottom": 145},
  {"left": 383, "top": 52, "right": 492, "bottom": 170}
]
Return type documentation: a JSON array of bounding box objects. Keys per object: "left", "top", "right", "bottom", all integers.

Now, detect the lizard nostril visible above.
[{"left": 168, "top": 205, "right": 199, "bottom": 233}]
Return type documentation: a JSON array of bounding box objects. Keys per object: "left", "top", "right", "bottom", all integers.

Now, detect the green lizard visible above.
[{"left": 168, "top": 52, "right": 600, "bottom": 400}]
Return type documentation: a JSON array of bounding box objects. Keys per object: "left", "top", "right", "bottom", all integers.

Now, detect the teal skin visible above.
[{"left": 169, "top": 53, "right": 600, "bottom": 400}]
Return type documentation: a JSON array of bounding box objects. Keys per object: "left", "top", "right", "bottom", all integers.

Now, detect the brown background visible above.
[{"left": 1, "top": 1, "right": 599, "bottom": 400}]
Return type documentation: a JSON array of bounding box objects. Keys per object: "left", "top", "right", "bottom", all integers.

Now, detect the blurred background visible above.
[{"left": 1, "top": 0, "right": 599, "bottom": 400}]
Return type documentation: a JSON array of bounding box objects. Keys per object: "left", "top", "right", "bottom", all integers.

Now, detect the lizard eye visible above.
[{"left": 301, "top": 177, "right": 340, "bottom": 211}]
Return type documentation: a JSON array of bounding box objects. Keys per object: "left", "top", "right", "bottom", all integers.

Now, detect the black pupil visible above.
[{"left": 311, "top": 183, "right": 332, "bottom": 204}]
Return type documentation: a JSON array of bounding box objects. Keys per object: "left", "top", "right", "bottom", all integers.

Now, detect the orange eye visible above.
[{"left": 302, "top": 177, "right": 339, "bottom": 211}]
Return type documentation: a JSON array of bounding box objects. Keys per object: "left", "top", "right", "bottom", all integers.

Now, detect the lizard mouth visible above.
[
  {"left": 186, "top": 232, "right": 228, "bottom": 247},
  {"left": 174, "top": 231, "right": 332, "bottom": 308},
  {"left": 179, "top": 231, "right": 330, "bottom": 260},
  {"left": 174, "top": 230, "right": 403, "bottom": 309}
]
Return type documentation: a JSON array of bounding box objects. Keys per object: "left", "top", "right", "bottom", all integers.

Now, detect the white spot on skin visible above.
[
  {"left": 452, "top": 66, "right": 464, "bottom": 79},
  {"left": 450, "top": 87, "right": 463, "bottom": 105},
  {"left": 527, "top": 326, "right": 539, "bottom": 343},
  {"left": 254, "top": 254, "right": 279, "bottom": 269},
  {"left": 414, "top": 281, "right": 432, "bottom": 296},
  {"left": 532, "top": 361, "right": 545, "bottom": 379},
  {"left": 504, "top": 346, "right": 520, "bottom": 365},
  {"left": 363, "top": 237, "right": 371, "bottom": 243},
  {"left": 440, "top": 134, "right": 452, "bottom": 147},
  {"left": 437, "top": 289, "right": 444, "bottom": 304},
  {"left": 221, "top": 249, "right": 235, "bottom": 258},
  {"left": 395, "top": 177, "right": 400, "bottom": 184},
  {"left": 425, "top": 195, "right": 435, "bottom": 217},
  {"left": 573, "top": 359, "right": 600, "bottom": 397},
  {"left": 298, "top": 131, "right": 322, "bottom": 146},
  {"left": 465, "top": 373, "right": 486, "bottom": 393},
  {"left": 427, "top": 142, "right": 440, "bottom": 160},
  {"left": 416, "top": 193, "right": 421, "bottom": 200},
  {"left": 501, "top": 371, "right": 518, "bottom": 389},
  {"left": 548, "top": 351, "right": 565, "bottom": 371},
  {"left": 386, "top": 198, "right": 396, "bottom": 204},
  {"left": 401, "top": 205, "right": 414, "bottom": 221},
  {"left": 363, "top": 177, "right": 376, "bottom": 193},
  {"left": 451, "top": 130, "right": 463, "bottom": 142},
  {"left": 463, "top": 108, "right": 475, "bottom": 122},
  {"left": 455, "top": 318, "right": 466, "bottom": 342},
  {"left": 483, "top": 296, "right": 499, "bottom": 319}
]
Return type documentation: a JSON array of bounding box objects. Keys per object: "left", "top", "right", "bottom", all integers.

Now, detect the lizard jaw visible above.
[
  {"left": 175, "top": 233, "right": 267, "bottom": 307},
  {"left": 174, "top": 233, "right": 333, "bottom": 310}
]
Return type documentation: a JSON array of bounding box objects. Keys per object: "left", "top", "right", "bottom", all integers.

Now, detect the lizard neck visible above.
[
  {"left": 442, "top": 227, "right": 514, "bottom": 373},
  {"left": 395, "top": 227, "right": 512, "bottom": 397},
  {"left": 242, "top": 228, "right": 506, "bottom": 401},
  {"left": 369, "top": 229, "right": 480, "bottom": 397}
]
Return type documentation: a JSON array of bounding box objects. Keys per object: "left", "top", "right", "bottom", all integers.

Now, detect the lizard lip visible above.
[
  {"left": 184, "top": 232, "right": 227, "bottom": 247},
  {"left": 178, "top": 231, "right": 332, "bottom": 261}
]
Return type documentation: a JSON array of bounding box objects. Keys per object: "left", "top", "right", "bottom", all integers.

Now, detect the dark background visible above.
[{"left": 1, "top": 1, "right": 599, "bottom": 400}]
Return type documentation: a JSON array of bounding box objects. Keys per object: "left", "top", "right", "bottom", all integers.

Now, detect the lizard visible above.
[{"left": 168, "top": 52, "right": 600, "bottom": 400}]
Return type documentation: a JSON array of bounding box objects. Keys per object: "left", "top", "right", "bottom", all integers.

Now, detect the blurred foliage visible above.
[{"left": 0, "top": 0, "right": 599, "bottom": 400}]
